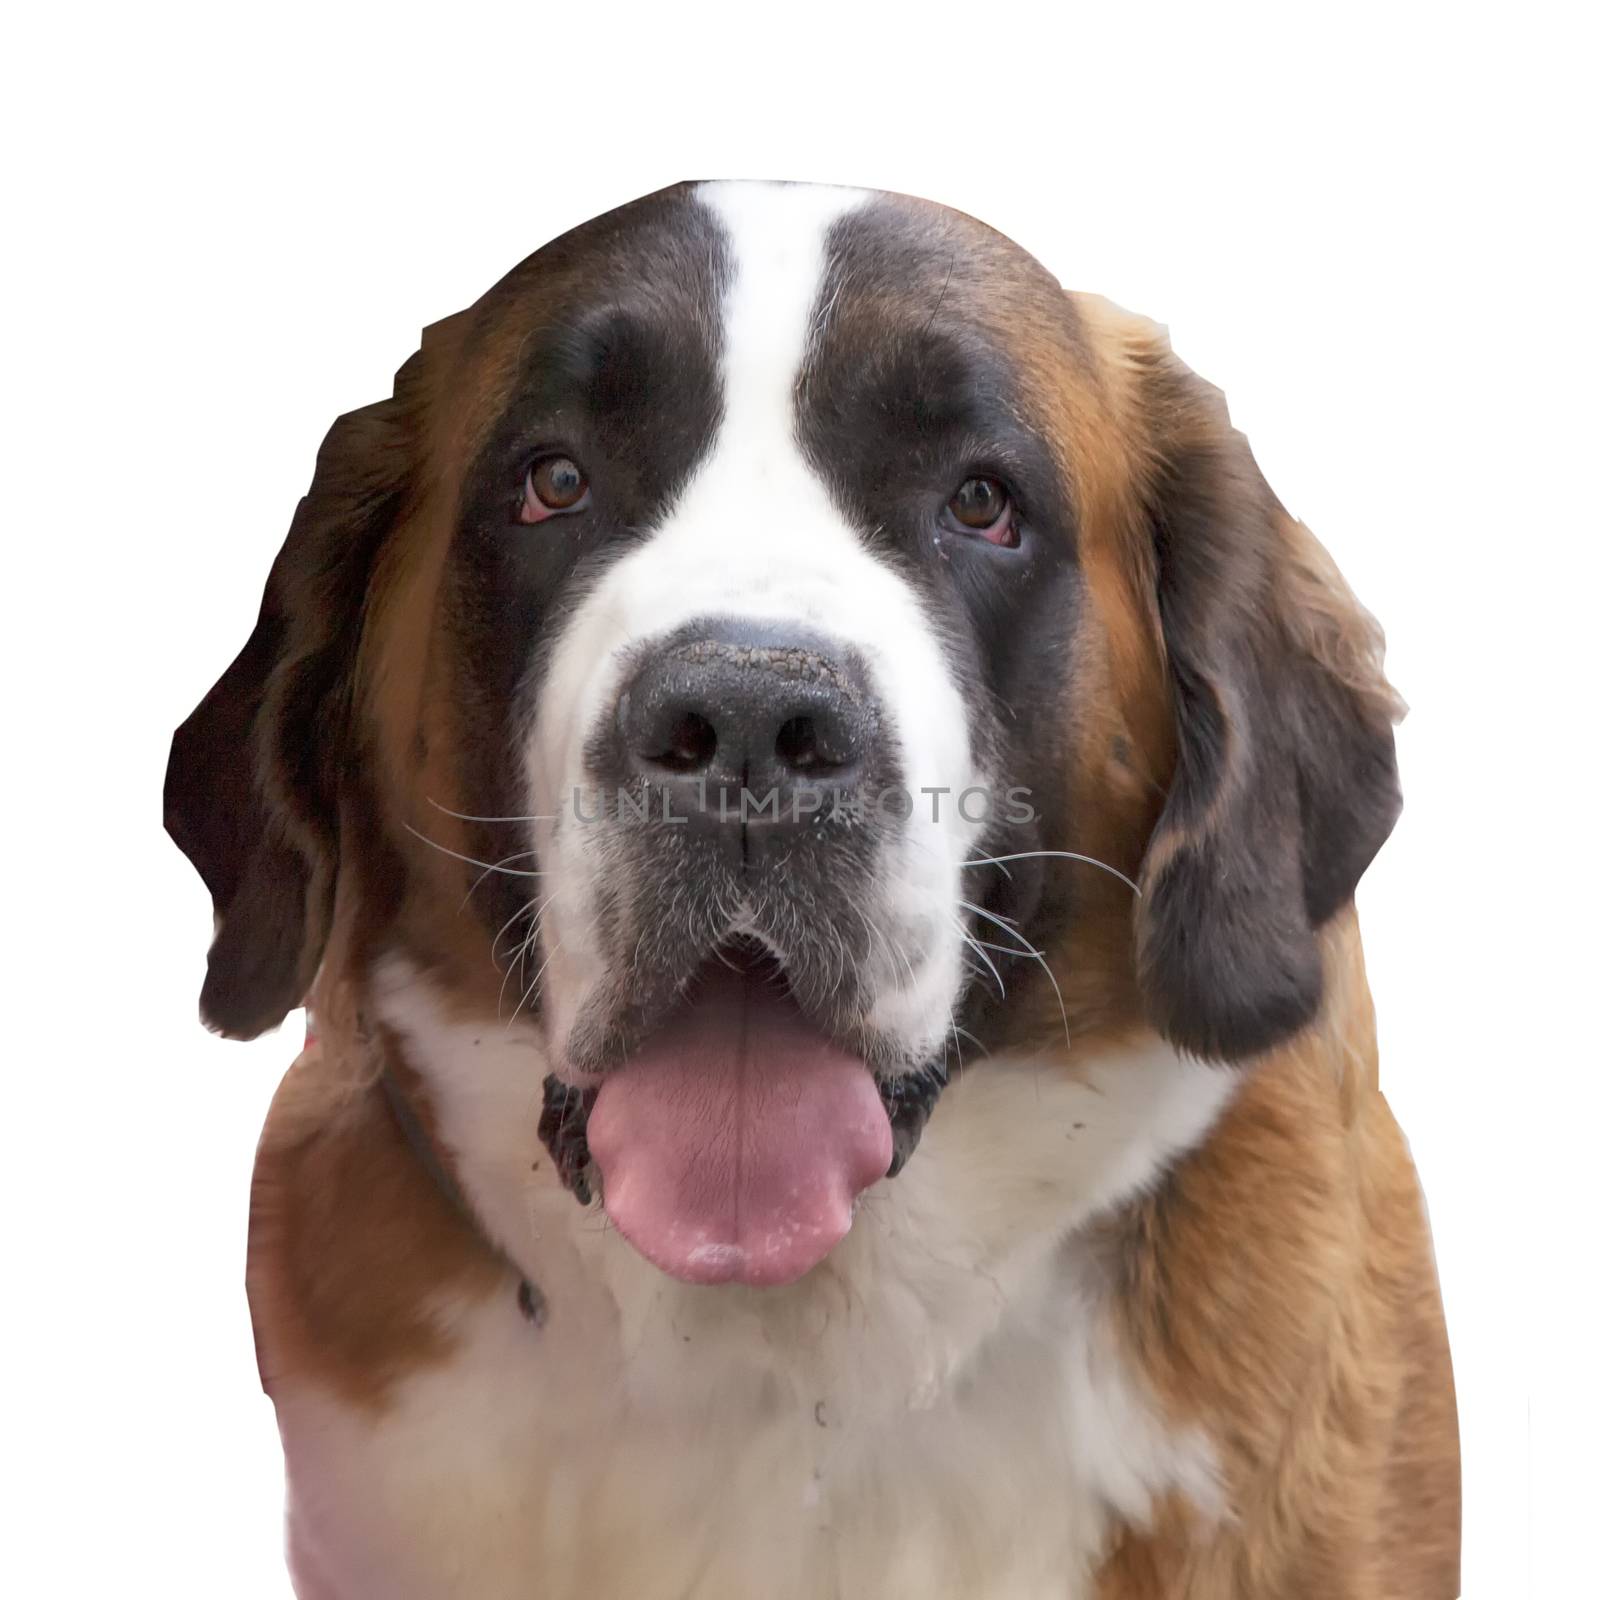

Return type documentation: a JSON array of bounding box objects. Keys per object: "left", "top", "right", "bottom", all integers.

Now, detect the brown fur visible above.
[
  {"left": 172, "top": 188, "right": 1459, "bottom": 1595},
  {"left": 1096, "top": 915, "right": 1459, "bottom": 1596},
  {"left": 248, "top": 1021, "right": 504, "bottom": 1412}
]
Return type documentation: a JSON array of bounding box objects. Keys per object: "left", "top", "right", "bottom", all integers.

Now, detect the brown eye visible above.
[
  {"left": 945, "top": 476, "right": 1016, "bottom": 546},
  {"left": 518, "top": 455, "right": 589, "bottom": 522}
]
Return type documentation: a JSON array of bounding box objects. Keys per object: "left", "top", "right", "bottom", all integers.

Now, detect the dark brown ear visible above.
[
  {"left": 1132, "top": 340, "right": 1404, "bottom": 1060},
  {"left": 165, "top": 374, "right": 415, "bottom": 1038}
]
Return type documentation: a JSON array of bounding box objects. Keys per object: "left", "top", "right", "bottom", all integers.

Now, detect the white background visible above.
[{"left": 4, "top": 4, "right": 1591, "bottom": 1595}]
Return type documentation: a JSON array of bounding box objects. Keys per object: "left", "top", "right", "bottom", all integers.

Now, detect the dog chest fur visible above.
[{"left": 264, "top": 968, "right": 1229, "bottom": 1600}]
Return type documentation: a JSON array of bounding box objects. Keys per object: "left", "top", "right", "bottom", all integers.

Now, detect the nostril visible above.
[
  {"left": 649, "top": 711, "right": 717, "bottom": 774},
  {"left": 776, "top": 713, "right": 858, "bottom": 776},
  {"left": 775, "top": 715, "right": 821, "bottom": 772}
]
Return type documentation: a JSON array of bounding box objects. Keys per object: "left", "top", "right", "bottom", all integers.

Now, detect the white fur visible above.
[
  {"left": 270, "top": 962, "right": 1232, "bottom": 1599},
  {"left": 526, "top": 180, "right": 985, "bottom": 1075}
]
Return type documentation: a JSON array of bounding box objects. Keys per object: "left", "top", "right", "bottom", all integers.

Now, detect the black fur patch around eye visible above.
[{"left": 444, "top": 189, "right": 732, "bottom": 952}]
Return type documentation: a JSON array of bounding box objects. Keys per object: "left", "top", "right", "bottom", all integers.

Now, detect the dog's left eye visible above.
[
  {"left": 944, "top": 476, "right": 1017, "bottom": 547},
  {"left": 517, "top": 455, "right": 591, "bottom": 523}
]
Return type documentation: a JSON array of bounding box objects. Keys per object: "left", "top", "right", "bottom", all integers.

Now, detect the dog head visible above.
[{"left": 168, "top": 180, "right": 1401, "bottom": 1286}]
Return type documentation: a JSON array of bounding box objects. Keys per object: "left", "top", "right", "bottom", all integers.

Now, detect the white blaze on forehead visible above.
[
  {"left": 528, "top": 179, "right": 985, "bottom": 1061},
  {"left": 702, "top": 180, "right": 866, "bottom": 500}
]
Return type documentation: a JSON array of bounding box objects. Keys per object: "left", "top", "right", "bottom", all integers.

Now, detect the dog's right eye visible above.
[
  {"left": 944, "top": 476, "right": 1016, "bottom": 546},
  {"left": 518, "top": 456, "right": 590, "bottom": 523}
]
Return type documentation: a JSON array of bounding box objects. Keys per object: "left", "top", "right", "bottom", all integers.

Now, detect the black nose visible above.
[{"left": 614, "top": 620, "right": 878, "bottom": 834}]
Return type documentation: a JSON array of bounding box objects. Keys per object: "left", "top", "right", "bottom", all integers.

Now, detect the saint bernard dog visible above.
[{"left": 166, "top": 180, "right": 1460, "bottom": 1598}]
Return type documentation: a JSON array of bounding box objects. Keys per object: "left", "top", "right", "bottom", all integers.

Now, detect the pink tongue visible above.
[{"left": 587, "top": 961, "right": 892, "bottom": 1287}]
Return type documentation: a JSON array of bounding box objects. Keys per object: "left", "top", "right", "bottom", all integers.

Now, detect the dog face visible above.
[{"left": 168, "top": 180, "right": 1402, "bottom": 1287}]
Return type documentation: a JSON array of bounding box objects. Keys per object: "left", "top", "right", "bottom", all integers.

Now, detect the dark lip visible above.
[
  {"left": 537, "top": 938, "right": 950, "bottom": 1203},
  {"left": 538, "top": 1077, "right": 599, "bottom": 1204}
]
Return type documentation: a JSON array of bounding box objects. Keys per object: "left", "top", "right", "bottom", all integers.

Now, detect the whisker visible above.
[
  {"left": 509, "top": 937, "right": 562, "bottom": 1031},
  {"left": 960, "top": 931, "right": 1007, "bottom": 998},
  {"left": 965, "top": 850, "right": 1142, "bottom": 897},
  {"left": 404, "top": 823, "right": 547, "bottom": 878},
  {"left": 497, "top": 886, "right": 564, "bottom": 1014},
  {"left": 491, "top": 898, "right": 541, "bottom": 965},
  {"left": 958, "top": 899, "right": 1071, "bottom": 1048},
  {"left": 495, "top": 891, "right": 558, "bottom": 1012},
  {"left": 498, "top": 911, "right": 536, "bottom": 1014},
  {"left": 425, "top": 797, "right": 557, "bottom": 825},
  {"left": 856, "top": 902, "right": 917, "bottom": 1003},
  {"left": 923, "top": 251, "right": 956, "bottom": 336},
  {"left": 960, "top": 899, "right": 1025, "bottom": 937},
  {"left": 463, "top": 847, "right": 545, "bottom": 905}
]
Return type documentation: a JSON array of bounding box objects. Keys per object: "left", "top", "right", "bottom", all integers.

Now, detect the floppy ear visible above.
[
  {"left": 165, "top": 377, "right": 415, "bottom": 1039},
  {"left": 1131, "top": 340, "right": 1404, "bottom": 1061}
]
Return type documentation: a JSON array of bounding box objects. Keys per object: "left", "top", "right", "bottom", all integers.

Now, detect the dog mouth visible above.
[{"left": 537, "top": 942, "right": 946, "bottom": 1287}]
